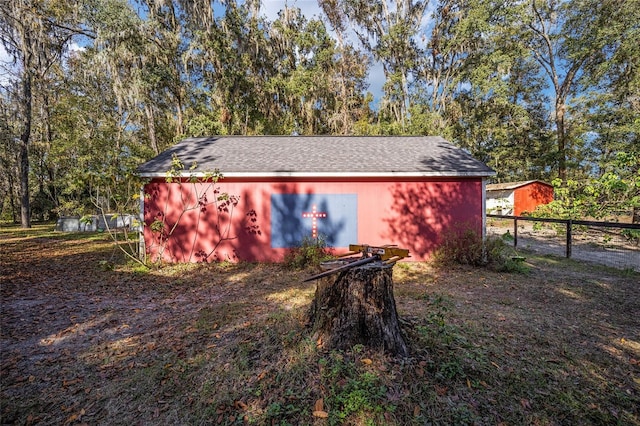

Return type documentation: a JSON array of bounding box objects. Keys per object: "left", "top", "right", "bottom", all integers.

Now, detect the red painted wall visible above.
[
  {"left": 513, "top": 182, "right": 554, "bottom": 215},
  {"left": 142, "top": 177, "right": 484, "bottom": 262}
]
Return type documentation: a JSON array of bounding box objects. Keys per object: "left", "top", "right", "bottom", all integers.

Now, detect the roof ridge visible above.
[{"left": 138, "top": 136, "right": 495, "bottom": 178}]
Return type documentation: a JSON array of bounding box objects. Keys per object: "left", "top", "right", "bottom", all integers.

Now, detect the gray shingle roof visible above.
[{"left": 137, "top": 136, "right": 495, "bottom": 178}]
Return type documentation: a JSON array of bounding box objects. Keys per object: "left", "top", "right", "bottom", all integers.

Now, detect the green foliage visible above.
[
  {"left": 501, "top": 256, "right": 531, "bottom": 274},
  {"left": 1, "top": 0, "right": 637, "bottom": 230},
  {"left": 283, "top": 235, "right": 334, "bottom": 269},
  {"left": 432, "top": 225, "right": 527, "bottom": 273},
  {"left": 533, "top": 154, "right": 639, "bottom": 221},
  {"left": 501, "top": 230, "right": 514, "bottom": 241},
  {"left": 621, "top": 229, "right": 640, "bottom": 245},
  {"left": 319, "top": 352, "right": 390, "bottom": 425}
]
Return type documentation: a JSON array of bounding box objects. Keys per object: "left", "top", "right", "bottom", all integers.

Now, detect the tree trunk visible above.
[
  {"left": 19, "top": 71, "right": 32, "bottom": 228},
  {"left": 308, "top": 264, "right": 408, "bottom": 356},
  {"left": 555, "top": 101, "right": 567, "bottom": 181},
  {"left": 144, "top": 103, "right": 159, "bottom": 155},
  {"left": 7, "top": 164, "right": 18, "bottom": 223}
]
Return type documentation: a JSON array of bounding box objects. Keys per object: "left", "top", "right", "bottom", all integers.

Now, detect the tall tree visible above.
[
  {"left": 434, "top": 0, "right": 556, "bottom": 181},
  {"left": 320, "top": 0, "right": 371, "bottom": 134},
  {"left": 339, "top": 0, "right": 429, "bottom": 130},
  {"left": 0, "top": 88, "right": 20, "bottom": 222},
  {"left": 0, "top": 0, "right": 78, "bottom": 227},
  {"left": 521, "top": 0, "right": 638, "bottom": 181}
]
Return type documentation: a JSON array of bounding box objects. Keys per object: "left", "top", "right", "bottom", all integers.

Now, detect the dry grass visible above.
[{"left": 1, "top": 224, "right": 639, "bottom": 425}]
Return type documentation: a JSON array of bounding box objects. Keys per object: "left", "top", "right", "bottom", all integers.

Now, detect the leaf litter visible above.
[{"left": 1, "top": 224, "right": 639, "bottom": 425}]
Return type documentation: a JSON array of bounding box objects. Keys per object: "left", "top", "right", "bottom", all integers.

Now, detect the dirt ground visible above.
[
  {"left": 488, "top": 221, "right": 640, "bottom": 272},
  {"left": 1, "top": 227, "right": 639, "bottom": 425}
]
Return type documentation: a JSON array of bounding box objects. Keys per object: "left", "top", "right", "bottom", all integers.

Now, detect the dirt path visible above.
[{"left": 488, "top": 223, "right": 640, "bottom": 272}]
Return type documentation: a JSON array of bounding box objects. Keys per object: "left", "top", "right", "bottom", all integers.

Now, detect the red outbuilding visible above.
[
  {"left": 486, "top": 180, "right": 554, "bottom": 216},
  {"left": 136, "top": 136, "right": 495, "bottom": 262}
]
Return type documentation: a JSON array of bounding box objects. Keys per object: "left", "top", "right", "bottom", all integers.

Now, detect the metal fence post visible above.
[
  {"left": 566, "top": 219, "right": 572, "bottom": 258},
  {"left": 514, "top": 217, "right": 518, "bottom": 248}
]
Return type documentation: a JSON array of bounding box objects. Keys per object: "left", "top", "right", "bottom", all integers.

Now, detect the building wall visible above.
[
  {"left": 142, "top": 177, "right": 484, "bottom": 262},
  {"left": 486, "top": 190, "right": 515, "bottom": 215},
  {"left": 513, "top": 183, "right": 554, "bottom": 215}
]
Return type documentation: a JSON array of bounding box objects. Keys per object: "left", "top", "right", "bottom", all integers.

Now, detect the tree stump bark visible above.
[{"left": 308, "top": 263, "right": 408, "bottom": 357}]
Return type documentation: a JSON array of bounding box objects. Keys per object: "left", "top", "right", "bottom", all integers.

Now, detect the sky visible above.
[{"left": 0, "top": 44, "right": 12, "bottom": 84}]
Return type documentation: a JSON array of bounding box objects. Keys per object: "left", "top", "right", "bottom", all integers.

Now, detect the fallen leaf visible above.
[
  {"left": 435, "top": 385, "right": 448, "bottom": 396},
  {"left": 313, "top": 410, "right": 329, "bottom": 418},
  {"left": 62, "top": 377, "right": 82, "bottom": 387},
  {"left": 234, "top": 401, "right": 248, "bottom": 410},
  {"left": 314, "top": 398, "right": 324, "bottom": 412},
  {"left": 361, "top": 358, "right": 372, "bottom": 365},
  {"left": 413, "top": 405, "right": 420, "bottom": 416},
  {"left": 64, "top": 409, "right": 85, "bottom": 425}
]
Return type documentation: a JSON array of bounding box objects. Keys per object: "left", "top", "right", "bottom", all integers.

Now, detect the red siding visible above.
[
  {"left": 513, "top": 182, "right": 554, "bottom": 215},
  {"left": 142, "top": 177, "right": 484, "bottom": 262}
]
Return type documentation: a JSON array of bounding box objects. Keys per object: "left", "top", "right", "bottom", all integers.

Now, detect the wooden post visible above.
[
  {"left": 566, "top": 219, "right": 572, "bottom": 258},
  {"left": 514, "top": 217, "right": 518, "bottom": 248},
  {"left": 308, "top": 264, "right": 408, "bottom": 357}
]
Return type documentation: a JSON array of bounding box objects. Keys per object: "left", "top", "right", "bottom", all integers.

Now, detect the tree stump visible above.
[{"left": 308, "top": 263, "right": 408, "bottom": 356}]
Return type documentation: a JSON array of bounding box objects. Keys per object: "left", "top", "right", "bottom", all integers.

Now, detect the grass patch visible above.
[{"left": 1, "top": 225, "right": 639, "bottom": 425}]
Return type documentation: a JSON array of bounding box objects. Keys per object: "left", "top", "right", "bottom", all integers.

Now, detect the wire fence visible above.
[{"left": 487, "top": 214, "right": 640, "bottom": 272}]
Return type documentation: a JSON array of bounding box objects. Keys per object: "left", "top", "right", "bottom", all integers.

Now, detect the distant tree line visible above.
[{"left": 1, "top": 0, "right": 638, "bottom": 226}]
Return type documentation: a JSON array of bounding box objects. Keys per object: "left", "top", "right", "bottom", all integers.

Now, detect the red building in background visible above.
[
  {"left": 486, "top": 180, "right": 554, "bottom": 216},
  {"left": 137, "top": 136, "right": 496, "bottom": 263}
]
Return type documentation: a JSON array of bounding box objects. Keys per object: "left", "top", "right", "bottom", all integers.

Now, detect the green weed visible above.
[
  {"left": 319, "top": 351, "right": 392, "bottom": 425},
  {"left": 283, "top": 235, "right": 334, "bottom": 269}
]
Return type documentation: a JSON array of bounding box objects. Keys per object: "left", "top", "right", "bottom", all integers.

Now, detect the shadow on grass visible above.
[{"left": 1, "top": 224, "right": 639, "bottom": 425}]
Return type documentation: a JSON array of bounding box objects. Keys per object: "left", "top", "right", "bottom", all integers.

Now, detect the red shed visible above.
[
  {"left": 137, "top": 136, "right": 495, "bottom": 262},
  {"left": 486, "top": 180, "right": 554, "bottom": 216}
]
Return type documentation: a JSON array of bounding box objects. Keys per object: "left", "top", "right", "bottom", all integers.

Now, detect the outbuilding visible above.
[
  {"left": 486, "top": 180, "right": 554, "bottom": 216},
  {"left": 136, "top": 136, "right": 495, "bottom": 262}
]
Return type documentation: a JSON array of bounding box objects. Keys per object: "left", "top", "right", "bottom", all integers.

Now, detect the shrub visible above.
[
  {"left": 432, "top": 225, "right": 527, "bottom": 273},
  {"left": 283, "top": 235, "right": 334, "bottom": 269},
  {"left": 622, "top": 229, "right": 640, "bottom": 246},
  {"left": 431, "top": 226, "right": 486, "bottom": 267}
]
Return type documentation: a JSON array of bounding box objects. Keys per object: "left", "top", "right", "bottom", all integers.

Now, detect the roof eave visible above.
[{"left": 138, "top": 170, "right": 497, "bottom": 179}]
